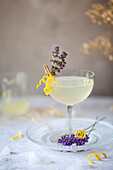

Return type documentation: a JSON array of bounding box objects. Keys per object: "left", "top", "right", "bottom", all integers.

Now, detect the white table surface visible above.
[{"left": 0, "top": 96, "right": 113, "bottom": 170}]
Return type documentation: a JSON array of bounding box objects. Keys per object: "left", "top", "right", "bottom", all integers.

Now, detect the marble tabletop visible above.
[{"left": 0, "top": 96, "right": 113, "bottom": 170}]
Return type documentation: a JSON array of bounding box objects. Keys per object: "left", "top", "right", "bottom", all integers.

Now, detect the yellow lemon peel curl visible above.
[
  {"left": 88, "top": 153, "right": 101, "bottom": 164},
  {"left": 88, "top": 152, "right": 107, "bottom": 164},
  {"left": 98, "top": 152, "right": 107, "bottom": 159},
  {"left": 36, "top": 74, "right": 58, "bottom": 95},
  {"left": 75, "top": 128, "right": 86, "bottom": 139},
  {"left": 11, "top": 131, "right": 23, "bottom": 140}
]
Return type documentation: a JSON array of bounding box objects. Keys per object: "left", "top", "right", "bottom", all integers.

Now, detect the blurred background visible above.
[{"left": 0, "top": 0, "right": 113, "bottom": 96}]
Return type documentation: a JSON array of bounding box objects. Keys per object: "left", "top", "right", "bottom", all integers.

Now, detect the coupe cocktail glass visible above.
[{"left": 49, "top": 70, "right": 95, "bottom": 133}]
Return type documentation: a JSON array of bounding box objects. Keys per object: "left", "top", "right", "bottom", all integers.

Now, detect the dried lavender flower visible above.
[{"left": 50, "top": 46, "right": 68, "bottom": 75}]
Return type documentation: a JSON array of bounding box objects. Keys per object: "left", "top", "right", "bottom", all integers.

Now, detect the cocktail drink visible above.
[
  {"left": 35, "top": 47, "right": 97, "bottom": 147},
  {"left": 36, "top": 46, "right": 95, "bottom": 137},
  {"left": 49, "top": 70, "right": 95, "bottom": 132},
  {"left": 50, "top": 76, "right": 94, "bottom": 105}
]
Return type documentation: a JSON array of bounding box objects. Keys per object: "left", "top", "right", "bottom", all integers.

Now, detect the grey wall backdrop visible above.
[{"left": 0, "top": 0, "right": 113, "bottom": 96}]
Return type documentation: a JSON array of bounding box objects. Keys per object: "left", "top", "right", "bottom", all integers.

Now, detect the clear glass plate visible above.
[{"left": 26, "top": 118, "right": 113, "bottom": 151}]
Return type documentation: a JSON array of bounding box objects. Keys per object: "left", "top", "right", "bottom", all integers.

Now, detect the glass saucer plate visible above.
[{"left": 26, "top": 118, "right": 113, "bottom": 151}]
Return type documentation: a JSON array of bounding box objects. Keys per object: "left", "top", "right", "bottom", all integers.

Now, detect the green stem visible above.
[
  {"left": 86, "top": 117, "right": 105, "bottom": 136},
  {"left": 85, "top": 129, "right": 96, "bottom": 133}
]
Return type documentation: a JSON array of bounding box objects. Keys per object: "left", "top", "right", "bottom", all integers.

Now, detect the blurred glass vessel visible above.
[{"left": 0, "top": 72, "right": 29, "bottom": 114}]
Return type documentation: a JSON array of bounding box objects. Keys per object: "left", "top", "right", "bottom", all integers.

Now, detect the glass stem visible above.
[{"left": 67, "top": 105, "right": 73, "bottom": 133}]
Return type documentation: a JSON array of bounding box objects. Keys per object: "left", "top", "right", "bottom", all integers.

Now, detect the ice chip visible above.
[
  {"left": 66, "top": 158, "right": 91, "bottom": 170},
  {"left": 0, "top": 146, "right": 10, "bottom": 158},
  {"left": 40, "top": 156, "right": 53, "bottom": 164},
  {"left": 28, "top": 151, "right": 54, "bottom": 165},
  {"left": 28, "top": 151, "right": 40, "bottom": 165},
  {"left": 66, "top": 162, "right": 82, "bottom": 170}
]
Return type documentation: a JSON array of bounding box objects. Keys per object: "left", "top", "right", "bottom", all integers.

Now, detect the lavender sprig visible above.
[
  {"left": 50, "top": 46, "right": 68, "bottom": 75},
  {"left": 58, "top": 117, "right": 105, "bottom": 146},
  {"left": 58, "top": 134, "right": 89, "bottom": 146},
  {"left": 86, "top": 116, "right": 106, "bottom": 136}
]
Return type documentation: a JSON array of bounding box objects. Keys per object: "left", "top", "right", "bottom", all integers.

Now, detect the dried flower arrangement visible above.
[{"left": 81, "top": 0, "right": 113, "bottom": 62}]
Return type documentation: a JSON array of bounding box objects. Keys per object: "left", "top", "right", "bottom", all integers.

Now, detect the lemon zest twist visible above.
[
  {"left": 11, "top": 131, "right": 23, "bottom": 140},
  {"left": 36, "top": 74, "right": 58, "bottom": 95},
  {"left": 75, "top": 128, "right": 86, "bottom": 139},
  {"left": 88, "top": 152, "right": 107, "bottom": 164},
  {"left": 98, "top": 152, "right": 107, "bottom": 159},
  {"left": 88, "top": 153, "right": 101, "bottom": 164}
]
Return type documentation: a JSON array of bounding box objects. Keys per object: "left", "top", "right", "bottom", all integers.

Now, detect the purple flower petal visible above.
[
  {"left": 54, "top": 46, "right": 59, "bottom": 51},
  {"left": 58, "top": 139, "right": 62, "bottom": 143}
]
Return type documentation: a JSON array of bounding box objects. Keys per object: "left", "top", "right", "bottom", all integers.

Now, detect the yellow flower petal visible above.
[
  {"left": 98, "top": 152, "right": 107, "bottom": 159},
  {"left": 88, "top": 153, "right": 101, "bottom": 164}
]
